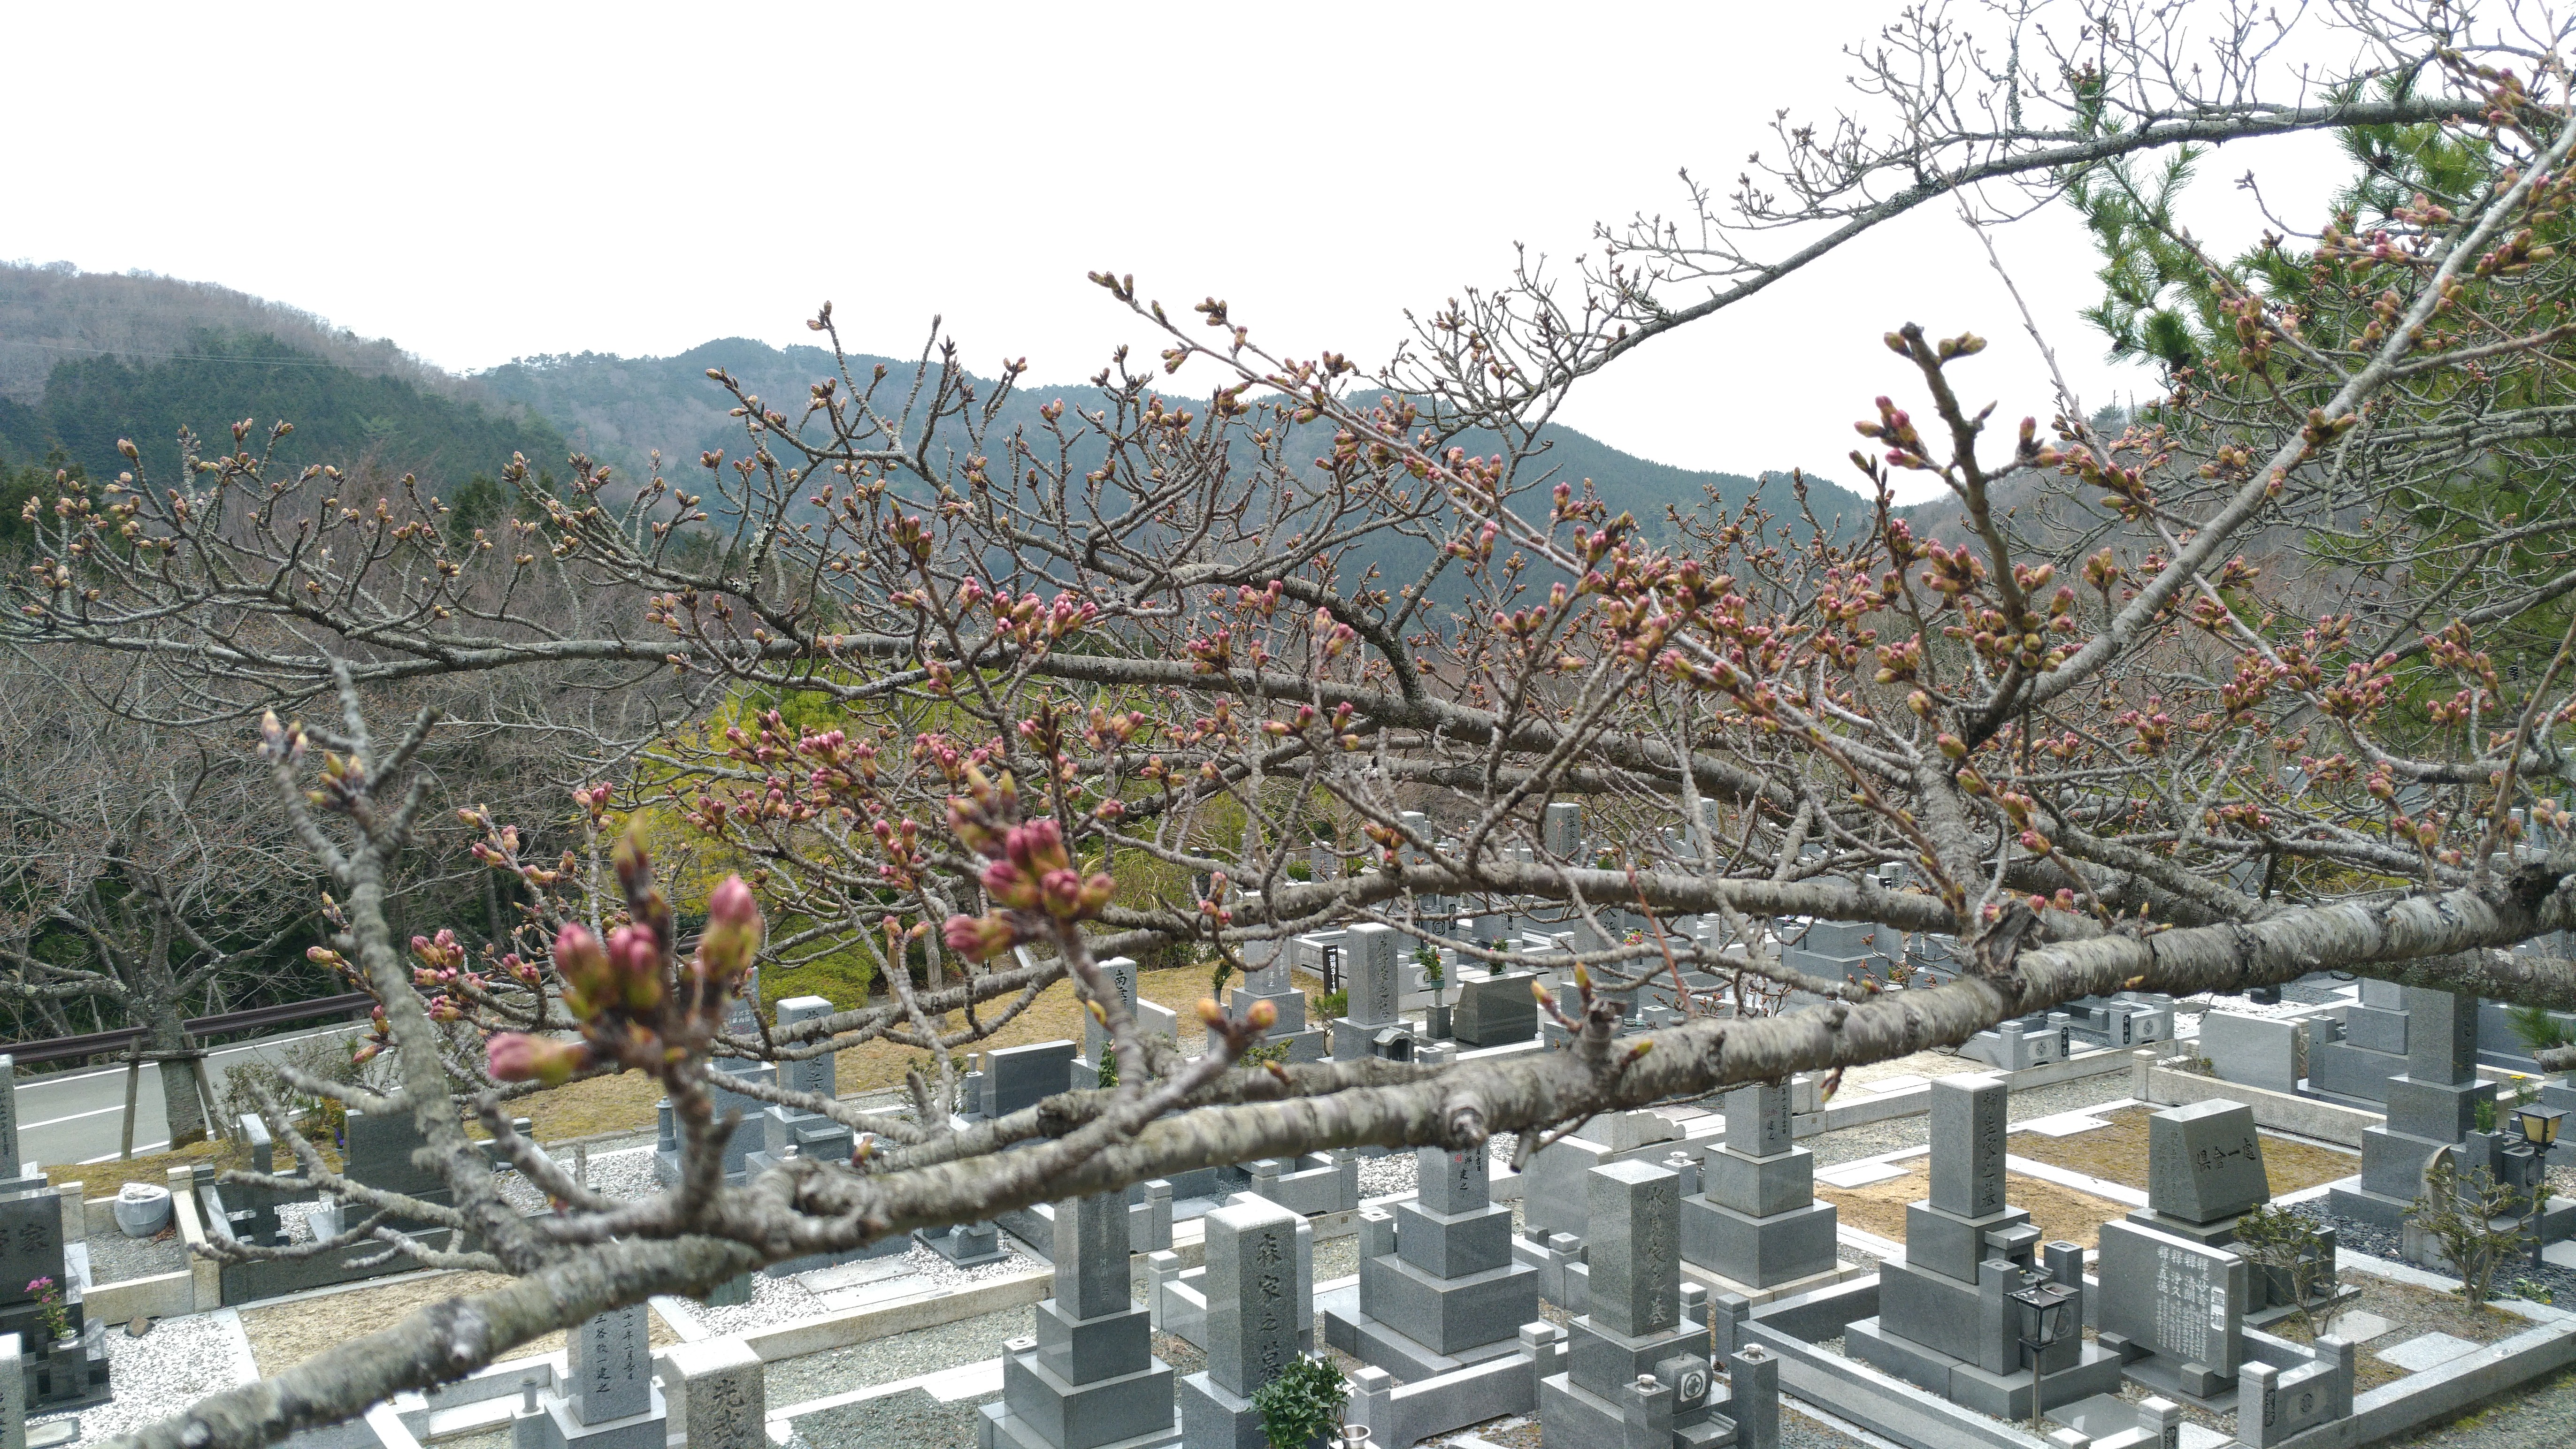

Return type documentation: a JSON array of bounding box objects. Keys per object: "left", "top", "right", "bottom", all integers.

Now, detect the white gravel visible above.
[
  {"left": 684, "top": 1243, "right": 1038, "bottom": 1338},
  {"left": 36, "top": 1312, "right": 247, "bottom": 1446}
]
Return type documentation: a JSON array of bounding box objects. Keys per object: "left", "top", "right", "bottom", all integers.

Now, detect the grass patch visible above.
[
  {"left": 502, "top": 963, "right": 1301, "bottom": 1141},
  {"left": 2007, "top": 1106, "right": 2357, "bottom": 1194},
  {"left": 45, "top": 1129, "right": 344, "bottom": 1197}
]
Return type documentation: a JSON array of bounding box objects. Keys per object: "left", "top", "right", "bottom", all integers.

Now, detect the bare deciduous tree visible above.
[{"left": 1, "top": 5, "right": 2572, "bottom": 1447}]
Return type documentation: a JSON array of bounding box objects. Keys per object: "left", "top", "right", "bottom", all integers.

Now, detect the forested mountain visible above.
[
  {"left": 2, "top": 265, "right": 1848, "bottom": 564},
  {"left": 479, "top": 339, "right": 1866, "bottom": 541}
]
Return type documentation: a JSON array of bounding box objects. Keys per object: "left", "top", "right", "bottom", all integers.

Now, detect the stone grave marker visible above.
[
  {"left": 1542, "top": 801, "right": 1584, "bottom": 859},
  {"left": 662, "top": 1337, "right": 764, "bottom": 1449},
  {"left": 0, "top": 1054, "right": 18, "bottom": 1180},
  {"left": 1180, "top": 1196, "right": 1305, "bottom": 1446},
  {"left": 2095, "top": 1220, "right": 2248, "bottom": 1397},
  {"left": 0, "top": 1330, "right": 21, "bottom": 1449},
  {"left": 1930, "top": 1072, "right": 2009, "bottom": 1219},
  {"left": 984, "top": 1190, "right": 1179, "bottom": 1449},
  {"left": 1079, "top": 956, "right": 1141, "bottom": 1070},
  {"left": 567, "top": 1303, "right": 654, "bottom": 1424},
  {"left": 980, "top": 1040, "right": 1079, "bottom": 1119},
  {"left": 2146, "top": 1101, "right": 2269, "bottom": 1225},
  {"left": 1684, "top": 1080, "right": 1837, "bottom": 1289},
  {"left": 1331, "top": 924, "right": 1413, "bottom": 1063}
]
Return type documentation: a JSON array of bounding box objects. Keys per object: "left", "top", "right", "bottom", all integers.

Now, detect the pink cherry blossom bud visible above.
[
  {"left": 943, "top": 912, "right": 1020, "bottom": 962},
  {"left": 553, "top": 923, "right": 616, "bottom": 1020},
  {"left": 486, "top": 1032, "right": 592, "bottom": 1086}
]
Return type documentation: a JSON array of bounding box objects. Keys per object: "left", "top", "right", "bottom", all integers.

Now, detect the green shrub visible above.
[
  {"left": 1250, "top": 1353, "right": 1346, "bottom": 1449},
  {"left": 1316, "top": 989, "right": 1347, "bottom": 1019}
]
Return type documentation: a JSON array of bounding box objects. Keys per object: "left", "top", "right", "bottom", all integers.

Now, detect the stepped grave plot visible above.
[{"left": 2008, "top": 1105, "right": 2357, "bottom": 1196}]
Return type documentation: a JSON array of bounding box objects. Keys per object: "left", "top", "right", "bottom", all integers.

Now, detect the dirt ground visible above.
[
  {"left": 2267, "top": 1275, "right": 2539, "bottom": 1394},
  {"left": 1817, "top": 1162, "right": 2131, "bottom": 1249},
  {"left": 2006, "top": 1106, "right": 2358, "bottom": 1195},
  {"left": 241, "top": 1272, "right": 682, "bottom": 1374},
  {"left": 502, "top": 962, "right": 1269, "bottom": 1140},
  {"left": 49, "top": 1133, "right": 343, "bottom": 1196}
]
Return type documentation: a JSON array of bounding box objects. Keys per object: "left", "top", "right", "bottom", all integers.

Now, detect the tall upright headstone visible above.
[
  {"left": 533, "top": 1304, "right": 667, "bottom": 1449},
  {"left": 1846, "top": 1076, "right": 2121, "bottom": 1421},
  {"left": 0, "top": 1331, "right": 23, "bottom": 1449},
  {"left": 982, "top": 1192, "right": 1180, "bottom": 1449},
  {"left": 1681, "top": 1082, "right": 1838, "bottom": 1289},
  {"left": 0, "top": 1054, "right": 21, "bottom": 1182},
  {"left": 1539, "top": 1160, "right": 1779, "bottom": 1449},
  {"left": 2331, "top": 985, "right": 2496, "bottom": 1229},
  {"left": 1177, "top": 1196, "right": 1309, "bottom": 1448},
  {"left": 1542, "top": 802, "right": 1584, "bottom": 860},
  {"left": 1330, "top": 924, "right": 1414, "bottom": 1063}
]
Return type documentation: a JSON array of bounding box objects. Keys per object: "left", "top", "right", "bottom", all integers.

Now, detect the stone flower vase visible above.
[{"left": 1426, "top": 1004, "right": 1453, "bottom": 1040}]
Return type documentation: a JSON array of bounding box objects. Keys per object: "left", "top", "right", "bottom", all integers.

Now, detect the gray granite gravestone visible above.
[
  {"left": 1681, "top": 1082, "right": 1837, "bottom": 1288},
  {"left": 2142, "top": 1101, "right": 2270, "bottom": 1228},
  {"left": 2094, "top": 1220, "right": 2248, "bottom": 1397},
  {"left": 1450, "top": 969, "right": 1540, "bottom": 1047},
  {"left": 1539, "top": 1159, "right": 1781, "bottom": 1449},
  {"left": 662, "top": 1337, "right": 764, "bottom": 1449},
  {"left": 1225, "top": 895, "right": 1324, "bottom": 1063},
  {"left": 983, "top": 1040, "right": 1081, "bottom": 1119},
  {"left": 0, "top": 1055, "right": 19, "bottom": 1181},
  {"left": 1177, "top": 1196, "right": 1306, "bottom": 1448},
  {"left": 533, "top": 1303, "right": 666, "bottom": 1449},
  {"left": 1330, "top": 924, "right": 1413, "bottom": 1063},
  {"left": 1542, "top": 802, "right": 1584, "bottom": 860},
  {"left": 1322, "top": 1146, "right": 1539, "bottom": 1384},
  {"left": 2331, "top": 986, "right": 2495, "bottom": 1230},
  {"left": 982, "top": 1191, "right": 1179, "bottom": 1449},
  {"left": 1847, "top": 1076, "right": 2122, "bottom": 1420},
  {"left": 2200, "top": 1013, "right": 2305, "bottom": 1097},
  {"left": 0, "top": 1330, "right": 21, "bottom": 1449}
]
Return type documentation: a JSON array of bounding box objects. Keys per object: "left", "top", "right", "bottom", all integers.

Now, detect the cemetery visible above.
[{"left": 13, "top": 875, "right": 2576, "bottom": 1449}]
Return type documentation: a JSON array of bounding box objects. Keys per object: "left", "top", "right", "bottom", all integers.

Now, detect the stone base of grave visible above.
[
  {"left": 532, "top": 1385, "right": 667, "bottom": 1449},
  {"left": 978, "top": 1399, "right": 1181, "bottom": 1449},
  {"left": 1329, "top": 1017, "right": 1416, "bottom": 1064},
  {"left": 1317, "top": 1283, "right": 1526, "bottom": 1383},
  {"left": 1847, "top": 1317, "right": 2123, "bottom": 1422},
  {"left": 1537, "top": 1372, "right": 1737, "bottom": 1449},
  {"left": 1351, "top": 1253, "right": 1541, "bottom": 1363},
  {"left": 1679, "top": 1198, "right": 1838, "bottom": 1289},
  {"left": 2095, "top": 1332, "right": 2242, "bottom": 1410},
  {"left": 27, "top": 1418, "right": 78, "bottom": 1449},
  {"left": 1175, "top": 1372, "right": 1271, "bottom": 1449},
  {"left": 1678, "top": 1255, "right": 1866, "bottom": 1309},
  {"left": 984, "top": 1348, "right": 1179, "bottom": 1449},
  {"left": 21, "top": 1321, "right": 113, "bottom": 1413},
  {"left": 918, "top": 1221, "right": 1012, "bottom": 1267}
]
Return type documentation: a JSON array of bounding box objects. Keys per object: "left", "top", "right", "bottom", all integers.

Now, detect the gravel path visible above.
[
  {"left": 761, "top": 1305, "right": 1026, "bottom": 1411},
  {"left": 1804, "top": 1061, "right": 2137, "bottom": 1168},
  {"left": 82, "top": 1228, "right": 187, "bottom": 1284},
  {"left": 35, "top": 1312, "right": 246, "bottom": 1447},
  {"left": 684, "top": 1241, "right": 1039, "bottom": 1339}
]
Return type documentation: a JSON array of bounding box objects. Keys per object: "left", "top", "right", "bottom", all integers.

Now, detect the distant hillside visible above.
[
  {"left": 0, "top": 260, "right": 479, "bottom": 406},
  {"left": 480, "top": 338, "right": 1865, "bottom": 540},
  {"left": 0, "top": 265, "right": 566, "bottom": 488},
  {"left": 0, "top": 330, "right": 567, "bottom": 489}
]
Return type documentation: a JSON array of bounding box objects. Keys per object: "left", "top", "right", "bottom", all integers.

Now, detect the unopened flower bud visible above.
[
  {"left": 552, "top": 923, "right": 615, "bottom": 1019},
  {"left": 486, "top": 1032, "right": 592, "bottom": 1086},
  {"left": 942, "top": 912, "right": 1019, "bottom": 962},
  {"left": 696, "top": 874, "right": 763, "bottom": 983}
]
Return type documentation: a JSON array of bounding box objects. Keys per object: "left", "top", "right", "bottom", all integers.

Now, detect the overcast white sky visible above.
[{"left": 7, "top": 1, "right": 2365, "bottom": 502}]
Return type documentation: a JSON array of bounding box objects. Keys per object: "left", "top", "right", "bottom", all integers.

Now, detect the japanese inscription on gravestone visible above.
[
  {"left": 1929, "top": 1075, "right": 2008, "bottom": 1219},
  {"left": 568, "top": 1303, "right": 651, "bottom": 1423}
]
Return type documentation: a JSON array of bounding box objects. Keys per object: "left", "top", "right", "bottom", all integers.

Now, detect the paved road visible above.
[{"left": 9, "top": 1023, "right": 364, "bottom": 1167}]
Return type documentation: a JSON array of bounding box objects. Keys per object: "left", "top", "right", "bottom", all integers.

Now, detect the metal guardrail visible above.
[{"left": 3, "top": 991, "right": 375, "bottom": 1066}]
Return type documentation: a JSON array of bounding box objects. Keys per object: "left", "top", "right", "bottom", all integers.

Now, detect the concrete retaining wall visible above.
[{"left": 2131, "top": 1051, "right": 2384, "bottom": 1147}]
